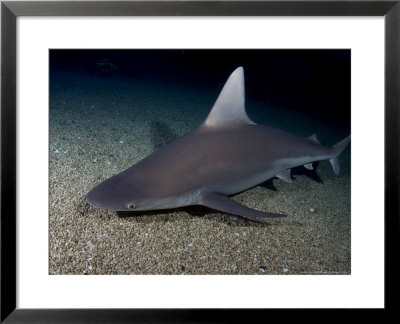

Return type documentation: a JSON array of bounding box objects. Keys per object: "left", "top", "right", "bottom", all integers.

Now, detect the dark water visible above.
[{"left": 50, "top": 49, "right": 350, "bottom": 146}]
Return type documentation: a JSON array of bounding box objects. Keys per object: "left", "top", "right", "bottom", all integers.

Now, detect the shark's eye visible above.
[{"left": 128, "top": 203, "right": 136, "bottom": 209}]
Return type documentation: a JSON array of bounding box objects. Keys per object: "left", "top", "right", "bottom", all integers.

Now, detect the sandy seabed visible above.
[{"left": 49, "top": 70, "right": 351, "bottom": 275}]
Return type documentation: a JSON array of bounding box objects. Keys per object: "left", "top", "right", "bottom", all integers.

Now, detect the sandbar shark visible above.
[{"left": 87, "top": 67, "right": 350, "bottom": 220}]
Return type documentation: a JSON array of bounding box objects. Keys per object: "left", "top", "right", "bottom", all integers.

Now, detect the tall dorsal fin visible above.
[{"left": 203, "top": 67, "right": 256, "bottom": 128}]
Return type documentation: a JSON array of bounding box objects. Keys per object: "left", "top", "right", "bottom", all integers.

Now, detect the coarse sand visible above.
[{"left": 49, "top": 69, "right": 350, "bottom": 275}]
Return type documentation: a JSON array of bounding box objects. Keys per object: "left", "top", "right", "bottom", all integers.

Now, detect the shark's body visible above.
[{"left": 87, "top": 67, "right": 350, "bottom": 220}]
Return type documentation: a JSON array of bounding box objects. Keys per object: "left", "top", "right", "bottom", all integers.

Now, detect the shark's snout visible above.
[
  {"left": 86, "top": 184, "right": 121, "bottom": 211},
  {"left": 86, "top": 174, "right": 143, "bottom": 211},
  {"left": 86, "top": 188, "right": 105, "bottom": 209}
]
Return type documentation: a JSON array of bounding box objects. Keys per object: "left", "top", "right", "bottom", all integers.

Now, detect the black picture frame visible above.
[{"left": 1, "top": 0, "right": 398, "bottom": 322}]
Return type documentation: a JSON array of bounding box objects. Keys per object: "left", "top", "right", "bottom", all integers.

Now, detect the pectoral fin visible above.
[{"left": 198, "top": 192, "right": 286, "bottom": 220}]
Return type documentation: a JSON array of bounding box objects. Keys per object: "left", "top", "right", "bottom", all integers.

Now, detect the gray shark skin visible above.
[{"left": 87, "top": 67, "right": 350, "bottom": 220}]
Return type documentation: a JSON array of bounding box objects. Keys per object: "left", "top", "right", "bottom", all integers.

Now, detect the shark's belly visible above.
[
  {"left": 191, "top": 139, "right": 278, "bottom": 194},
  {"left": 211, "top": 171, "right": 277, "bottom": 195},
  {"left": 196, "top": 157, "right": 281, "bottom": 196}
]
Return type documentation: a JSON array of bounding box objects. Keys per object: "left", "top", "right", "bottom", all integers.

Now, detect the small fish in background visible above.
[
  {"left": 87, "top": 67, "right": 350, "bottom": 221},
  {"left": 95, "top": 58, "right": 119, "bottom": 72}
]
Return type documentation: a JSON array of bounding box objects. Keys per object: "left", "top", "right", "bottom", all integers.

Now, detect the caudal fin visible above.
[{"left": 329, "top": 135, "right": 351, "bottom": 175}]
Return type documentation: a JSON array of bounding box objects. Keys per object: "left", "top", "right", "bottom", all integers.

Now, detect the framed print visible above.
[{"left": 1, "top": 0, "right": 399, "bottom": 322}]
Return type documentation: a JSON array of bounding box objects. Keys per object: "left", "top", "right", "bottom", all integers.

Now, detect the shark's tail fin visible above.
[{"left": 329, "top": 135, "right": 351, "bottom": 175}]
